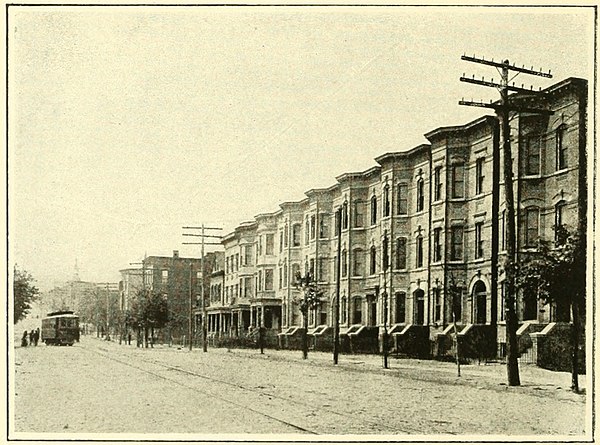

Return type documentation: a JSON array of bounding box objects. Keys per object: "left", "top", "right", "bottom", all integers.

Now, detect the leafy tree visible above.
[
  {"left": 130, "top": 288, "right": 169, "bottom": 348},
  {"left": 446, "top": 272, "right": 463, "bottom": 377},
  {"left": 514, "top": 226, "right": 585, "bottom": 392},
  {"left": 294, "top": 271, "right": 323, "bottom": 360},
  {"left": 13, "top": 266, "right": 40, "bottom": 324}
]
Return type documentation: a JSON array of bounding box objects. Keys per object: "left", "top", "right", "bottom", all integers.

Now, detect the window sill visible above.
[
  {"left": 547, "top": 167, "right": 574, "bottom": 178},
  {"left": 520, "top": 247, "right": 539, "bottom": 253},
  {"left": 448, "top": 198, "right": 466, "bottom": 202},
  {"left": 521, "top": 174, "right": 542, "bottom": 180}
]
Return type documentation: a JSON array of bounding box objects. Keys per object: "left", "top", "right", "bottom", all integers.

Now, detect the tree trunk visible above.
[
  {"left": 571, "top": 299, "right": 580, "bottom": 392},
  {"left": 302, "top": 311, "right": 308, "bottom": 360},
  {"left": 144, "top": 326, "right": 148, "bottom": 348}
]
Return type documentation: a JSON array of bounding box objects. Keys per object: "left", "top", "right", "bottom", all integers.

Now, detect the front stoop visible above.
[
  {"left": 516, "top": 321, "right": 546, "bottom": 363},
  {"left": 434, "top": 324, "right": 465, "bottom": 359},
  {"left": 393, "top": 324, "right": 430, "bottom": 359},
  {"left": 457, "top": 324, "right": 497, "bottom": 361},
  {"left": 309, "top": 325, "right": 333, "bottom": 351},
  {"left": 380, "top": 324, "right": 406, "bottom": 353},
  {"left": 339, "top": 325, "right": 379, "bottom": 354},
  {"left": 531, "top": 322, "right": 586, "bottom": 373},
  {"left": 277, "top": 326, "right": 304, "bottom": 350}
]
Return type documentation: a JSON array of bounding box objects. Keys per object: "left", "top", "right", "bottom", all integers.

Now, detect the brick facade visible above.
[{"left": 214, "top": 77, "right": 586, "bottom": 358}]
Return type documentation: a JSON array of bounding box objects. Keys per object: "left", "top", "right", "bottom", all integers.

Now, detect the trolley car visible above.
[{"left": 41, "top": 311, "right": 80, "bottom": 346}]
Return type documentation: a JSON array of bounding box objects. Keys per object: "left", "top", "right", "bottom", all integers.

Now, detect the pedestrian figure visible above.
[
  {"left": 33, "top": 328, "right": 40, "bottom": 346},
  {"left": 127, "top": 332, "right": 131, "bottom": 345},
  {"left": 29, "top": 330, "right": 34, "bottom": 345},
  {"left": 21, "top": 331, "right": 28, "bottom": 347}
]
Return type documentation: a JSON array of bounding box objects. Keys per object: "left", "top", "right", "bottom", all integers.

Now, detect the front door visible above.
[{"left": 414, "top": 290, "right": 425, "bottom": 325}]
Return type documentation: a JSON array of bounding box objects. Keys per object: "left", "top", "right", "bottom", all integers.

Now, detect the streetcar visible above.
[{"left": 41, "top": 311, "right": 80, "bottom": 346}]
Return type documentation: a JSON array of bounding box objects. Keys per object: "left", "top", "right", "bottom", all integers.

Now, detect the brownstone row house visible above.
[{"left": 202, "top": 77, "right": 586, "bottom": 364}]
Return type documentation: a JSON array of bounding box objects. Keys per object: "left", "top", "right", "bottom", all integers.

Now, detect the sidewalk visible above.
[{"left": 92, "top": 335, "right": 586, "bottom": 393}]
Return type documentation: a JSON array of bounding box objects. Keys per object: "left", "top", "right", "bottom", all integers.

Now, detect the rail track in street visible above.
[{"left": 85, "top": 343, "right": 415, "bottom": 435}]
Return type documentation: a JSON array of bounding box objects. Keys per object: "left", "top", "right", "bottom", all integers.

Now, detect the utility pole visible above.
[
  {"left": 183, "top": 224, "right": 223, "bottom": 352},
  {"left": 459, "top": 54, "right": 552, "bottom": 386},
  {"left": 188, "top": 262, "right": 193, "bottom": 351},
  {"left": 382, "top": 231, "right": 389, "bottom": 369},
  {"left": 333, "top": 206, "right": 342, "bottom": 365},
  {"left": 130, "top": 254, "right": 147, "bottom": 347},
  {"left": 96, "top": 282, "right": 114, "bottom": 341}
]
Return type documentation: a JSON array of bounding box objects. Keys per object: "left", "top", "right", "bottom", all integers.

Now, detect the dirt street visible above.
[{"left": 12, "top": 336, "right": 588, "bottom": 439}]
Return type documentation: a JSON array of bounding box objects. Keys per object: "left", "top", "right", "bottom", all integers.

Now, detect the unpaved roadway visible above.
[{"left": 12, "top": 336, "right": 588, "bottom": 438}]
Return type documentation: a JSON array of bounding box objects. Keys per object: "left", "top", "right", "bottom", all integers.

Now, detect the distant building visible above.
[{"left": 122, "top": 250, "right": 221, "bottom": 344}]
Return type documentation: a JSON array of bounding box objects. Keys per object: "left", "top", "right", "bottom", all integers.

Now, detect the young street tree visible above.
[
  {"left": 130, "top": 288, "right": 169, "bottom": 348},
  {"left": 294, "top": 271, "right": 323, "bottom": 360},
  {"left": 13, "top": 266, "right": 40, "bottom": 324},
  {"left": 514, "top": 226, "right": 585, "bottom": 392},
  {"left": 446, "top": 272, "right": 464, "bottom": 377}
]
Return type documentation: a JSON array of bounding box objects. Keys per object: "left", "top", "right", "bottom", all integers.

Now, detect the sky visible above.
[{"left": 8, "top": 5, "right": 595, "bottom": 290}]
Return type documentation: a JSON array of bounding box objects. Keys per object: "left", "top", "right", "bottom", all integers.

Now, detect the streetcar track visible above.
[
  {"left": 86, "top": 345, "right": 415, "bottom": 434},
  {"left": 84, "top": 346, "right": 318, "bottom": 434}
]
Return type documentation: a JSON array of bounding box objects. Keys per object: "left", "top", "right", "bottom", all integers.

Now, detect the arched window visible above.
[
  {"left": 556, "top": 125, "right": 568, "bottom": 171},
  {"left": 319, "top": 214, "right": 328, "bottom": 239},
  {"left": 370, "top": 195, "right": 378, "bottom": 225},
  {"left": 413, "top": 289, "right": 425, "bottom": 325},
  {"left": 369, "top": 246, "right": 377, "bottom": 275},
  {"left": 292, "top": 224, "right": 301, "bottom": 247},
  {"left": 304, "top": 216, "right": 310, "bottom": 245},
  {"left": 416, "top": 235, "right": 424, "bottom": 268},
  {"left": 382, "top": 232, "right": 389, "bottom": 271},
  {"left": 397, "top": 183, "right": 408, "bottom": 215},
  {"left": 394, "top": 292, "right": 406, "bottom": 324},
  {"left": 473, "top": 281, "right": 487, "bottom": 324},
  {"left": 341, "top": 296, "right": 347, "bottom": 324},
  {"left": 352, "top": 296, "right": 362, "bottom": 324},
  {"left": 524, "top": 206, "right": 540, "bottom": 247},
  {"left": 342, "top": 201, "right": 349, "bottom": 229},
  {"left": 433, "top": 167, "right": 442, "bottom": 201},
  {"left": 416, "top": 178, "right": 424, "bottom": 212},
  {"left": 555, "top": 201, "right": 567, "bottom": 244},
  {"left": 383, "top": 185, "right": 390, "bottom": 217},
  {"left": 353, "top": 249, "right": 365, "bottom": 276},
  {"left": 395, "top": 237, "right": 407, "bottom": 269}
]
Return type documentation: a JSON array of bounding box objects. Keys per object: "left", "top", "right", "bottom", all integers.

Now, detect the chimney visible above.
[{"left": 173, "top": 250, "right": 179, "bottom": 259}]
